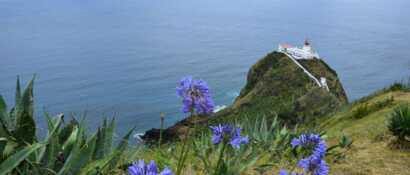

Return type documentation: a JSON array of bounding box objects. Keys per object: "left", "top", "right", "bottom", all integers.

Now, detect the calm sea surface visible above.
[{"left": 1, "top": 0, "right": 410, "bottom": 136}]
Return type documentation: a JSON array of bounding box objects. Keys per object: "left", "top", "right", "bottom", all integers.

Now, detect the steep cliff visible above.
[
  {"left": 213, "top": 51, "right": 347, "bottom": 125},
  {"left": 143, "top": 51, "right": 348, "bottom": 142}
]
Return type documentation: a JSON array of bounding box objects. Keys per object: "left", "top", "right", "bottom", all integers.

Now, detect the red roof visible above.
[{"left": 280, "top": 43, "right": 293, "bottom": 48}]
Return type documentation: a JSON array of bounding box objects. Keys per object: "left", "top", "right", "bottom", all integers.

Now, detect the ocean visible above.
[{"left": 1, "top": 0, "right": 410, "bottom": 136}]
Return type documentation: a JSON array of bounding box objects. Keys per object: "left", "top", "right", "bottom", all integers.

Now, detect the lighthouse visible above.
[{"left": 277, "top": 39, "right": 320, "bottom": 59}]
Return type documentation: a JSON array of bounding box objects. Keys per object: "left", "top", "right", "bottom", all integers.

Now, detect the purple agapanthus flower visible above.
[
  {"left": 176, "top": 76, "right": 215, "bottom": 115},
  {"left": 210, "top": 124, "right": 248, "bottom": 149},
  {"left": 230, "top": 127, "right": 249, "bottom": 149},
  {"left": 291, "top": 134, "right": 327, "bottom": 158},
  {"left": 297, "top": 156, "right": 328, "bottom": 175},
  {"left": 280, "top": 134, "right": 329, "bottom": 175},
  {"left": 128, "top": 160, "right": 174, "bottom": 175}
]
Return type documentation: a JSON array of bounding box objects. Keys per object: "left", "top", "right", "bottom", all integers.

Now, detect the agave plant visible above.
[
  {"left": 388, "top": 105, "right": 410, "bottom": 141},
  {"left": 0, "top": 77, "right": 135, "bottom": 175},
  {"left": 0, "top": 77, "right": 37, "bottom": 160},
  {"left": 240, "top": 116, "right": 293, "bottom": 159}
]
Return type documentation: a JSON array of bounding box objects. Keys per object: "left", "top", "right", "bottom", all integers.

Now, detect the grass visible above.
[
  {"left": 319, "top": 89, "right": 410, "bottom": 174},
  {"left": 351, "top": 96, "right": 394, "bottom": 119}
]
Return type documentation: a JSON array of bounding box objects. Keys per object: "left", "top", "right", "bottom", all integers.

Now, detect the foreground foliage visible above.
[
  {"left": 0, "top": 78, "right": 134, "bottom": 175},
  {"left": 6, "top": 77, "right": 410, "bottom": 174}
]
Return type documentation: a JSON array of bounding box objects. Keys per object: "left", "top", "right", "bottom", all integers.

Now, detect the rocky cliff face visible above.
[
  {"left": 214, "top": 51, "right": 348, "bottom": 124},
  {"left": 143, "top": 51, "right": 348, "bottom": 142}
]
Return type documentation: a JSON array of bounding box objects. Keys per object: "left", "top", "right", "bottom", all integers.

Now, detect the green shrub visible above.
[
  {"left": 351, "top": 97, "right": 394, "bottom": 119},
  {"left": 0, "top": 77, "right": 134, "bottom": 175},
  {"left": 388, "top": 105, "right": 410, "bottom": 141},
  {"left": 387, "top": 82, "right": 410, "bottom": 92},
  {"left": 351, "top": 104, "right": 371, "bottom": 119}
]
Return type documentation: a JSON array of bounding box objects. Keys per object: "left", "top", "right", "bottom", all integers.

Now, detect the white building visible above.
[{"left": 278, "top": 39, "right": 320, "bottom": 59}]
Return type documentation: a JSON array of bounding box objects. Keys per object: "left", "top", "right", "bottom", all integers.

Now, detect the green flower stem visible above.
[
  {"left": 213, "top": 141, "right": 227, "bottom": 175},
  {"left": 176, "top": 128, "right": 191, "bottom": 175}
]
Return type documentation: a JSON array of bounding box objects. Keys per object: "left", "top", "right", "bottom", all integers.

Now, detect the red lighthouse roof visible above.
[{"left": 279, "top": 43, "right": 293, "bottom": 48}]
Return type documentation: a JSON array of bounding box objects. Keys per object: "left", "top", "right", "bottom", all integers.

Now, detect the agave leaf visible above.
[
  {"left": 13, "top": 111, "right": 36, "bottom": 144},
  {"left": 40, "top": 134, "right": 61, "bottom": 170},
  {"left": 2, "top": 139, "right": 19, "bottom": 157},
  {"left": 0, "top": 137, "right": 7, "bottom": 160},
  {"left": 93, "top": 127, "right": 103, "bottom": 158},
  {"left": 14, "top": 77, "right": 36, "bottom": 144},
  {"left": 20, "top": 76, "right": 34, "bottom": 117},
  {"left": 44, "top": 112, "right": 64, "bottom": 133},
  {"left": 57, "top": 133, "right": 97, "bottom": 175},
  {"left": 78, "top": 152, "right": 116, "bottom": 175},
  {"left": 0, "top": 96, "right": 13, "bottom": 131},
  {"left": 93, "top": 118, "right": 115, "bottom": 160},
  {"left": 0, "top": 143, "right": 42, "bottom": 175},
  {"left": 104, "top": 118, "right": 115, "bottom": 155},
  {"left": 62, "top": 126, "right": 79, "bottom": 156},
  {"left": 59, "top": 118, "right": 79, "bottom": 144},
  {"left": 39, "top": 114, "right": 64, "bottom": 167},
  {"left": 0, "top": 121, "right": 11, "bottom": 139},
  {"left": 46, "top": 114, "right": 64, "bottom": 139},
  {"left": 15, "top": 76, "right": 21, "bottom": 106},
  {"left": 106, "top": 127, "right": 135, "bottom": 170},
  {"left": 0, "top": 95, "right": 7, "bottom": 117}
]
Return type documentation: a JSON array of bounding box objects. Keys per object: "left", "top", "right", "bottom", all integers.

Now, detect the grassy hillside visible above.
[
  {"left": 135, "top": 85, "right": 410, "bottom": 175},
  {"left": 319, "top": 86, "right": 410, "bottom": 174}
]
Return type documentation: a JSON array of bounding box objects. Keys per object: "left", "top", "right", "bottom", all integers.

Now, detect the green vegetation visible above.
[
  {"left": 388, "top": 105, "right": 410, "bottom": 141},
  {"left": 2, "top": 78, "right": 410, "bottom": 174},
  {"left": 205, "top": 52, "right": 348, "bottom": 129},
  {"left": 351, "top": 96, "right": 394, "bottom": 119},
  {"left": 135, "top": 116, "right": 297, "bottom": 175},
  {"left": 0, "top": 78, "right": 134, "bottom": 175},
  {"left": 1, "top": 77, "right": 350, "bottom": 175},
  {"left": 319, "top": 85, "right": 410, "bottom": 174}
]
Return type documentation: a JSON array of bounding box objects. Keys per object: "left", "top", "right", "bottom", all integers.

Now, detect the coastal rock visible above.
[
  {"left": 215, "top": 51, "right": 348, "bottom": 125},
  {"left": 142, "top": 51, "right": 348, "bottom": 142}
]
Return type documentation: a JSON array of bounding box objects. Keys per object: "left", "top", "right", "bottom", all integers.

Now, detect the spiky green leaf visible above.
[
  {"left": 15, "top": 76, "right": 21, "bottom": 106},
  {"left": 0, "top": 95, "right": 6, "bottom": 115},
  {"left": 106, "top": 127, "right": 135, "bottom": 170},
  {"left": 59, "top": 118, "right": 79, "bottom": 144},
  {"left": 39, "top": 114, "right": 64, "bottom": 167},
  {"left": 0, "top": 96, "right": 13, "bottom": 132},
  {"left": 14, "top": 77, "right": 36, "bottom": 144},
  {"left": 93, "top": 118, "right": 115, "bottom": 160},
  {"left": 0, "top": 143, "right": 42, "bottom": 175},
  {"left": 57, "top": 133, "right": 97, "bottom": 175}
]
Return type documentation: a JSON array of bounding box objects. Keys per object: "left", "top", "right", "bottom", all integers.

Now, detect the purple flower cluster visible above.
[
  {"left": 176, "top": 76, "right": 215, "bottom": 115},
  {"left": 280, "top": 134, "right": 329, "bottom": 175},
  {"left": 210, "top": 124, "right": 249, "bottom": 149},
  {"left": 128, "top": 160, "right": 174, "bottom": 175}
]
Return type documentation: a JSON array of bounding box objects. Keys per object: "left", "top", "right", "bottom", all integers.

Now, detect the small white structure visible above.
[
  {"left": 320, "top": 77, "right": 329, "bottom": 91},
  {"left": 278, "top": 39, "right": 320, "bottom": 59}
]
